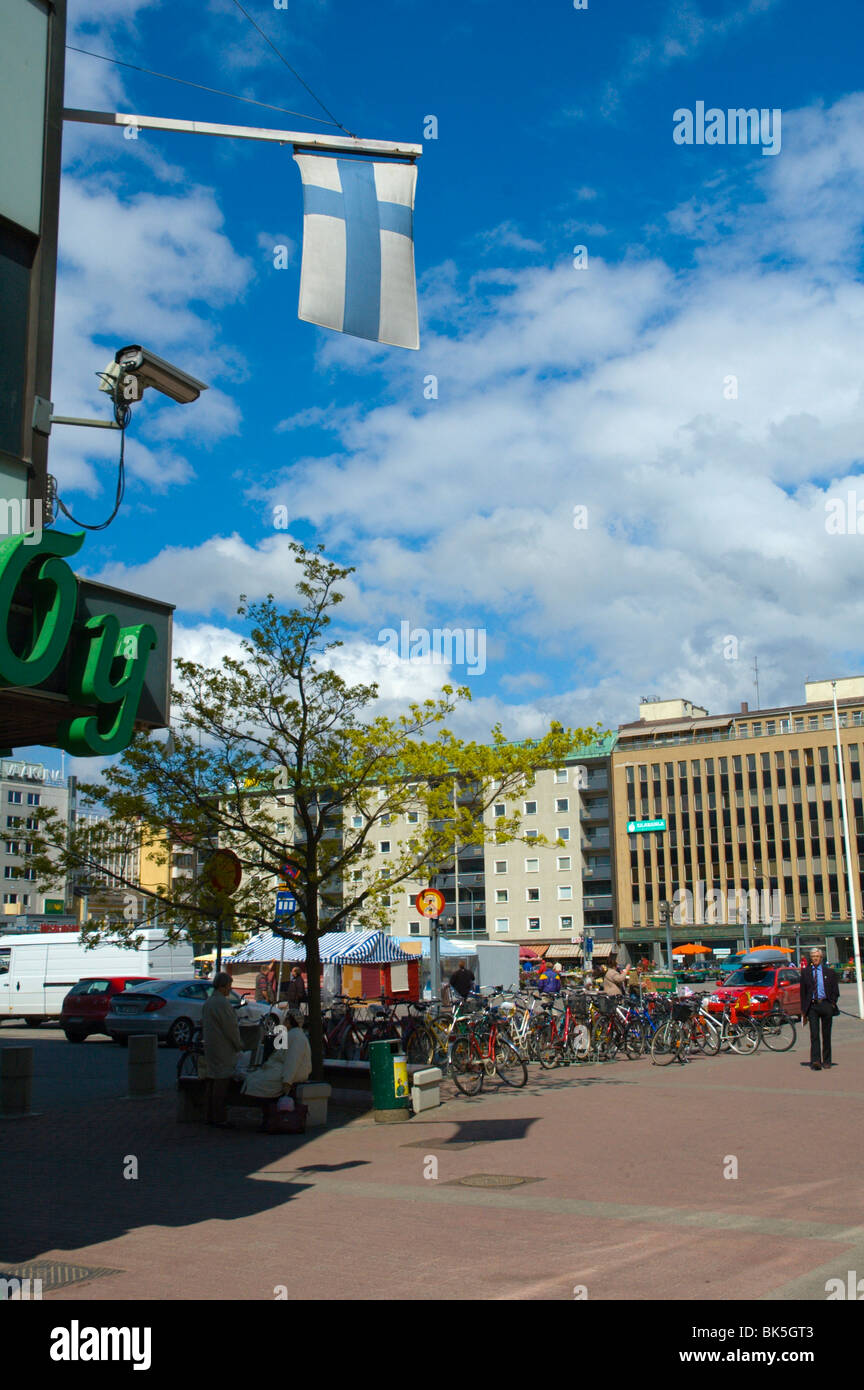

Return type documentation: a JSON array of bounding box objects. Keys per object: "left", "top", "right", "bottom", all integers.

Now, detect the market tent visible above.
[
  {"left": 672, "top": 943, "right": 712, "bottom": 955},
  {"left": 226, "top": 929, "right": 414, "bottom": 967},
  {"left": 519, "top": 946, "right": 541, "bottom": 960}
]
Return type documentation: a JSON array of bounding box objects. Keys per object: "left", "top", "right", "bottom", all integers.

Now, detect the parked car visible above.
[
  {"left": 60, "top": 977, "right": 156, "bottom": 1041},
  {"left": 105, "top": 978, "right": 270, "bottom": 1047},
  {"left": 704, "top": 963, "right": 801, "bottom": 1018}
]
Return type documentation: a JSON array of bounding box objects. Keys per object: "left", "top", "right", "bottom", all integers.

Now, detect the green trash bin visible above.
[{"left": 368, "top": 1039, "right": 412, "bottom": 1123}]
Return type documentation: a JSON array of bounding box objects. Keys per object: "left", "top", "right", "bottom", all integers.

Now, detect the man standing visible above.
[
  {"left": 449, "top": 960, "right": 475, "bottom": 1001},
  {"left": 202, "top": 972, "right": 243, "bottom": 1126},
  {"left": 799, "top": 947, "right": 840, "bottom": 1071},
  {"left": 602, "top": 956, "right": 629, "bottom": 997}
]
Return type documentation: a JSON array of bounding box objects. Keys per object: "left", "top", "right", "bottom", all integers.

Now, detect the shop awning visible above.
[{"left": 552, "top": 941, "right": 617, "bottom": 960}]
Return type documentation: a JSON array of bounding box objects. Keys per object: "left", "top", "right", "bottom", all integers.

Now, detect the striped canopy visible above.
[{"left": 226, "top": 930, "right": 414, "bottom": 967}]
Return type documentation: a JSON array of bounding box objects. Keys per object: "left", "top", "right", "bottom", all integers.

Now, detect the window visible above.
[
  {"left": 555, "top": 769, "right": 568, "bottom": 783},
  {"left": 26, "top": 793, "right": 40, "bottom": 806},
  {"left": 526, "top": 917, "right": 541, "bottom": 931},
  {"left": 494, "top": 917, "right": 509, "bottom": 933},
  {"left": 557, "top": 827, "right": 570, "bottom": 842},
  {"left": 524, "top": 800, "right": 537, "bottom": 815},
  {"left": 7, "top": 792, "right": 21, "bottom": 804},
  {"left": 4, "top": 841, "right": 17, "bottom": 854},
  {"left": 2, "top": 893, "right": 17, "bottom": 904},
  {"left": 495, "top": 889, "right": 509, "bottom": 903},
  {"left": 409, "top": 921, "right": 421, "bottom": 935},
  {"left": 558, "top": 885, "right": 573, "bottom": 900},
  {"left": 526, "top": 887, "right": 540, "bottom": 902},
  {"left": 351, "top": 815, "right": 362, "bottom": 829},
  {"left": 407, "top": 810, "right": 419, "bottom": 823},
  {"left": 557, "top": 855, "right": 571, "bottom": 871},
  {"left": 555, "top": 798, "right": 569, "bottom": 813},
  {"left": 494, "top": 860, "right": 507, "bottom": 873},
  {"left": 3, "top": 867, "right": 17, "bottom": 879},
  {"left": 494, "top": 803, "right": 506, "bottom": 817},
  {"left": 379, "top": 841, "right": 391, "bottom": 853},
  {"left": 525, "top": 858, "right": 539, "bottom": 873},
  {"left": 379, "top": 868, "right": 390, "bottom": 879},
  {"left": 559, "top": 915, "right": 573, "bottom": 930}
]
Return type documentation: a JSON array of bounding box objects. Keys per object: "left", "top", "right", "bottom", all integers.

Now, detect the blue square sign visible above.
[{"left": 275, "top": 892, "right": 297, "bottom": 916}]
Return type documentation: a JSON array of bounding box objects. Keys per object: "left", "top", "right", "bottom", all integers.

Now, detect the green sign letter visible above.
[{"left": 0, "top": 531, "right": 83, "bottom": 687}]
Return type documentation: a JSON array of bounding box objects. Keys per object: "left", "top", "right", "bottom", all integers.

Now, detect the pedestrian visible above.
[
  {"left": 285, "top": 966, "right": 307, "bottom": 1012},
  {"left": 449, "top": 960, "right": 475, "bottom": 1000},
  {"left": 799, "top": 947, "right": 840, "bottom": 1071},
  {"left": 602, "top": 956, "right": 629, "bottom": 997},
  {"left": 537, "top": 962, "right": 561, "bottom": 995},
  {"left": 242, "top": 1013, "right": 312, "bottom": 1118},
  {"left": 202, "top": 972, "right": 243, "bottom": 1127},
  {"left": 254, "top": 963, "right": 271, "bottom": 1002}
]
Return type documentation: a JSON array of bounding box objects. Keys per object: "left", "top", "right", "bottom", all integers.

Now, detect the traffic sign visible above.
[
  {"left": 626, "top": 818, "right": 667, "bottom": 834},
  {"left": 203, "top": 849, "right": 242, "bottom": 895},
  {"left": 275, "top": 892, "right": 297, "bottom": 916},
  {"left": 415, "top": 888, "right": 446, "bottom": 918}
]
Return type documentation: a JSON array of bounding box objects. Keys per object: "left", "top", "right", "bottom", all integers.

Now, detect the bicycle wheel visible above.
[
  {"left": 759, "top": 1013, "right": 797, "bottom": 1052},
  {"left": 449, "top": 1038, "right": 483, "bottom": 1095},
  {"left": 405, "top": 1025, "right": 432, "bottom": 1066},
  {"left": 729, "top": 1019, "right": 760, "bottom": 1054},
  {"left": 623, "top": 1020, "right": 647, "bottom": 1058},
  {"left": 650, "top": 1020, "right": 677, "bottom": 1066},
  {"left": 177, "top": 1049, "right": 199, "bottom": 1079},
  {"left": 495, "top": 1036, "right": 528, "bottom": 1088},
  {"left": 593, "top": 1019, "right": 619, "bottom": 1061},
  {"left": 691, "top": 1015, "right": 720, "bottom": 1056}
]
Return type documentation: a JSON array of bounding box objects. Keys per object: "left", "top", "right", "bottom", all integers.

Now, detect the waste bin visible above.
[{"left": 368, "top": 1039, "right": 412, "bottom": 1123}]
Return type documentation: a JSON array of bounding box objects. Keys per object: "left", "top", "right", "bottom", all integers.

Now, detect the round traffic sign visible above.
[
  {"left": 203, "top": 849, "right": 242, "bottom": 896},
  {"left": 415, "top": 887, "right": 446, "bottom": 918}
]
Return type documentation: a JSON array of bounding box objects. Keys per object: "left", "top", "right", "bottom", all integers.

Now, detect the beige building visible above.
[{"left": 612, "top": 678, "right": 864, "bottom": 965}]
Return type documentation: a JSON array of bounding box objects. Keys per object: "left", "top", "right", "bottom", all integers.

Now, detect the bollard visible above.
[
  {"left": 128, "top": 1034, "right": 158, "bottom": 1096},
  {"left": 0, "top": 1047, "right": 33, "bottom": 1116}
]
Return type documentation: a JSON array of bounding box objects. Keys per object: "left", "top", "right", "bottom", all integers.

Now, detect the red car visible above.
[
  {"left": 61, "top": 976, "right": 155, "bottom": 1041},
  {"left": 705, "top": 963, "right": 801, "bottom": 1019}
]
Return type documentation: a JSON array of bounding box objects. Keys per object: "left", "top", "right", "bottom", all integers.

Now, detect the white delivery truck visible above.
[{"left": 0, "top": 930, "right": 194, "bottom": 1025}]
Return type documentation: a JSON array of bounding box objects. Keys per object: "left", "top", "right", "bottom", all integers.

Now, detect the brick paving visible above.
[{"left": 2, "top": 1001, "right": 863, "bottom": 1301}]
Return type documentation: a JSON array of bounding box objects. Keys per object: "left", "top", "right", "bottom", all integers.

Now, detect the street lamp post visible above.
[{"left": 659, "top": 899, "right": 673, "bottom": 972}]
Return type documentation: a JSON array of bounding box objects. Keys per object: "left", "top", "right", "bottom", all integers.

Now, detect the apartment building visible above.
[
  {"left": 0, "top": 759, "right": 69, "bottom": 918},
  {"left": 612, "top": 677, "right": 864, "bottom": 965}
]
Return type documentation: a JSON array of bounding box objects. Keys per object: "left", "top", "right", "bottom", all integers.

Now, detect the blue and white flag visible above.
[{"left": 294, "top": 153, "right": 418, "bottom": 350}]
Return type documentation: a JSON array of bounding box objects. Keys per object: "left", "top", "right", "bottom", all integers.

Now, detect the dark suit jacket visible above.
[{"left": 799, "top": 964, "right": 839, "bottom": 1016}]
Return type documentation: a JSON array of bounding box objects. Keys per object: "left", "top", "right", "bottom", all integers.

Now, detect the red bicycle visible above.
[{"left": 448, "top": 1003, "right": 527, "bottom": 1094}]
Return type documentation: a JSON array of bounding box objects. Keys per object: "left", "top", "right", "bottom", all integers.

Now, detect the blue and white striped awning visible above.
[{"left": 226, "top": 930, "right": 414, "bottom": 967}]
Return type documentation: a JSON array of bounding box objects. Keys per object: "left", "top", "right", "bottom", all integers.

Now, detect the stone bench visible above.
[
  {"left": 410, "top": 1067, "right": 443, "bottom": 1114},
  {"left": 177, "top": 1075, "right": 331, "bottom": 1127}
]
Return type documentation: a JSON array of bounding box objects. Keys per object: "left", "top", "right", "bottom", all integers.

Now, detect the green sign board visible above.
[
  {"left": 627, "top": 818, "right": 667, "bottom": 834},
  {"left": 43, "top": 898, "right": 65, "bottom": 915},
  {"left": 0, "top": 530, "right": 169, "bottom": 756}
]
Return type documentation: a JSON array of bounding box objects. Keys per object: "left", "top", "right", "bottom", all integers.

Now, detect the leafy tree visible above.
[{"left": 32, "top": 543, "right": 604, "bottom": 1077}]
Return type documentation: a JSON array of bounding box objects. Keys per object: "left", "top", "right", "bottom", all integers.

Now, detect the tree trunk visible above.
[{"left": 305, "top": 924, "right": 324, "bottom": 1081}]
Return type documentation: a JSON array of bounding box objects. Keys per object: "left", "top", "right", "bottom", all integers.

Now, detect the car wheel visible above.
[
  {"left": 167, "top": 1017, "right": 194, "bottom": 1048},
  {"left": 111, "top": 1034, "right": 129, "bottom": 1046},
  {"left": 64, "top": 1030, "right": 87, "bottom": 1043},
  {"left": 24, "top": 1016, "right": 43, "bottom": 1027}
]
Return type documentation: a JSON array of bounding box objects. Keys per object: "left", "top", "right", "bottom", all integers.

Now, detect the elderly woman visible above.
[{"left": 242, "top": 1014, "right": 312, "bottom": 1104}]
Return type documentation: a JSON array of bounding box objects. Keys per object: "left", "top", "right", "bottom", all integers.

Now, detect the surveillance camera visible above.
[{"left": 99, "top": 345, "right": 208, "bottom": 405}]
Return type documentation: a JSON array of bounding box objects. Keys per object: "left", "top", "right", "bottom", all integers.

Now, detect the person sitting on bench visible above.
[{"left": 242, "top": 1014, "right": 312, "bottom": 1106}]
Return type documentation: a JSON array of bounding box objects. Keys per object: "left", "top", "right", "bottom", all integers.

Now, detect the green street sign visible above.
[
  {"left": 627, "top": 818, "right": 667, "bottom": 834},
  {"left": 43, "top": 898, "right": 66, "bottom": 915}
]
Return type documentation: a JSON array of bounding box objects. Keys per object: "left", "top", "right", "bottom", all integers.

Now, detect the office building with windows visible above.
[{"left": 612, "top": 677, "right": 864, "bottom": 965}]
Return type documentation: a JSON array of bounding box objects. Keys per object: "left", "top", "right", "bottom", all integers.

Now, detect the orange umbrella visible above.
[
  {"left": 748, "top": 944, "right": 792, "bottom": 953},
  {"left": 672, "top": 943, "right": 713, "bottom": 955}
]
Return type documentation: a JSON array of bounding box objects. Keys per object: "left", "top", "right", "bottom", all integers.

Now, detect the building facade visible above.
[
  {"left": 0, "top": 758, "right": 69, "bottom": 919},
  {"left": 612, "top": 678, "right": 864, "bottom": 965}
]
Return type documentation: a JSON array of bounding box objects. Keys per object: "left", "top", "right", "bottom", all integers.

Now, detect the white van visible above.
[{"left": 0, "top": 930, "right": 194, "bottom": 1025}]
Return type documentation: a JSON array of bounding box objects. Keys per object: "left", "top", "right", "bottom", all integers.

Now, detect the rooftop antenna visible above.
[{"left": 753, "top": 656, "right": 760, "bottom": 709}]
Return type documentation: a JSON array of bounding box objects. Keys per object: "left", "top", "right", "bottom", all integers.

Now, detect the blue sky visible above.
[{"left": 39, "top": 0, "right": 864, "bottom": 772}]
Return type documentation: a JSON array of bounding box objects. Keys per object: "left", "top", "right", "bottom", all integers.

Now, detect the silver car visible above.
[{"left": 105, "top": 978, "right": 269, "bottom": 1047}]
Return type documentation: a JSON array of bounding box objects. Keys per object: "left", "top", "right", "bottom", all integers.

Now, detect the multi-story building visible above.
[
  {"left": 0, "top": 758, "right": 69, "bottom": 918},
  {"left": 346, "top": 738, "right": 618, "bottom": 956},
  {"left": 612, "top": 677, "right": 864, "bottom": 965}
]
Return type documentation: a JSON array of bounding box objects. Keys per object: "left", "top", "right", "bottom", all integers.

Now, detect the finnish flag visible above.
[{"left": 294, "top": 153, "right": 418, "bottom": 350}]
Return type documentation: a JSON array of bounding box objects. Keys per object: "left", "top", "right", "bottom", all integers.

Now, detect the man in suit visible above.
[{"left": 799, "top": 948, "right": 840, "bottom": 1071}]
